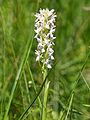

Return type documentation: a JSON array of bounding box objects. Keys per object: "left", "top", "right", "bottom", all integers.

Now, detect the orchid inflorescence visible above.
[{"left": 34, "top": 8, "right": 56, "bottom": 69}]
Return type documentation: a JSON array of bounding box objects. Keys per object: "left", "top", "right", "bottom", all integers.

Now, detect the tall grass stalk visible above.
[
  {"left": 19, "top": 76, "right": 26, "bottom": 110},
  {"left": 3, "top": 0, "right": 40, "bottom": 117},
  {"left": 3, "top": 19, "right": 34, "bottom": 120},
  {"left": 23, "top": 70, "right": 31, "bottom": 103},
  {"left": 26, "top": 61, "right": 42, "bottom": 108},
  {"left": 72, "top": 50, "right": 90, "bottom": 93},
  {"left": 65, "top": 93, "right": 74, "bottom": 120},
  {"left": 65, "top": 51, "right": 90, "bottom": 120},
  {"left": 81, "top": 73, "right": 90, "bottom": 91},
  {"left": 18, "top": 67, "right": 52, "bottom": 120},
  {"left": 59, "top": 50, "right": 90, "bottom": 120},
  {"left": 0, "top": 8, "right": 6, "bottom": 119}
]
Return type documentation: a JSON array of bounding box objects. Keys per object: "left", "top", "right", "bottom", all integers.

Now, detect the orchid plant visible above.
[{"left": 34, "top": 8, "right": 56, "bottom": 120}]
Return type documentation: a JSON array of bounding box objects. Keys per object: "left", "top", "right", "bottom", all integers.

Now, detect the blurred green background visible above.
[{"left": 0, "top": 0, "right": 90, "bottom": 120}]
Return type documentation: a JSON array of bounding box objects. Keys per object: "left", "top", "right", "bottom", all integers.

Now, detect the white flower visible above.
[
  {"left": 34, "top": 8, "right": 56, "bottom": 69},
  {"left": 35, "top": 50, "right": 41, "bottom": 61},
  {"left": 47, "top": 64, "right": 52, "bottom": 69}
]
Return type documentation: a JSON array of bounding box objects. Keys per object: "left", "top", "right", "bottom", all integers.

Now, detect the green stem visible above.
[
  {"left": 18, "top": 70, "right": 50, "bottom": 120},
  {"left": 42, "top": 70, "right": 50, "bottom": 120}
]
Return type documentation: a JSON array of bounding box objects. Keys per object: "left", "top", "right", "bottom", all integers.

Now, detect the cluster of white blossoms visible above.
[{"left": 34, "top": 8, "right": 56, "bottom": 69}]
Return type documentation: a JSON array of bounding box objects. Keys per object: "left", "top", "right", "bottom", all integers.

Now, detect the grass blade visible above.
[
  {"left": 42, "top": 81, "right": 50, "bottom": 120},
  {"left": 26, "top": 61, "right": 42, "bottom": 108},
  {"left": 18, "top": 62, "right": 56, "bottom": 120},
  {"left": 3, "top": 16, "right": 34, "bottom": 120},
  {"left": 65, "top": 93, "right": 74, "bottom": 120},
  {"left": 81, "top": 73, "right": 90, "bottom": 91}
]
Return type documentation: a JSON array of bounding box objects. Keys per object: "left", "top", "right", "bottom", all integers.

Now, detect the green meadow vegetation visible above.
[{"left": 0, "top": 0, "right": 90, "bottom": 120}]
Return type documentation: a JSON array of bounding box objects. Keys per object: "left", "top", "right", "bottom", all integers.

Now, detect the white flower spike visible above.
[{"left": 35, "top": 8, "right": 56, "bottom": 69}]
